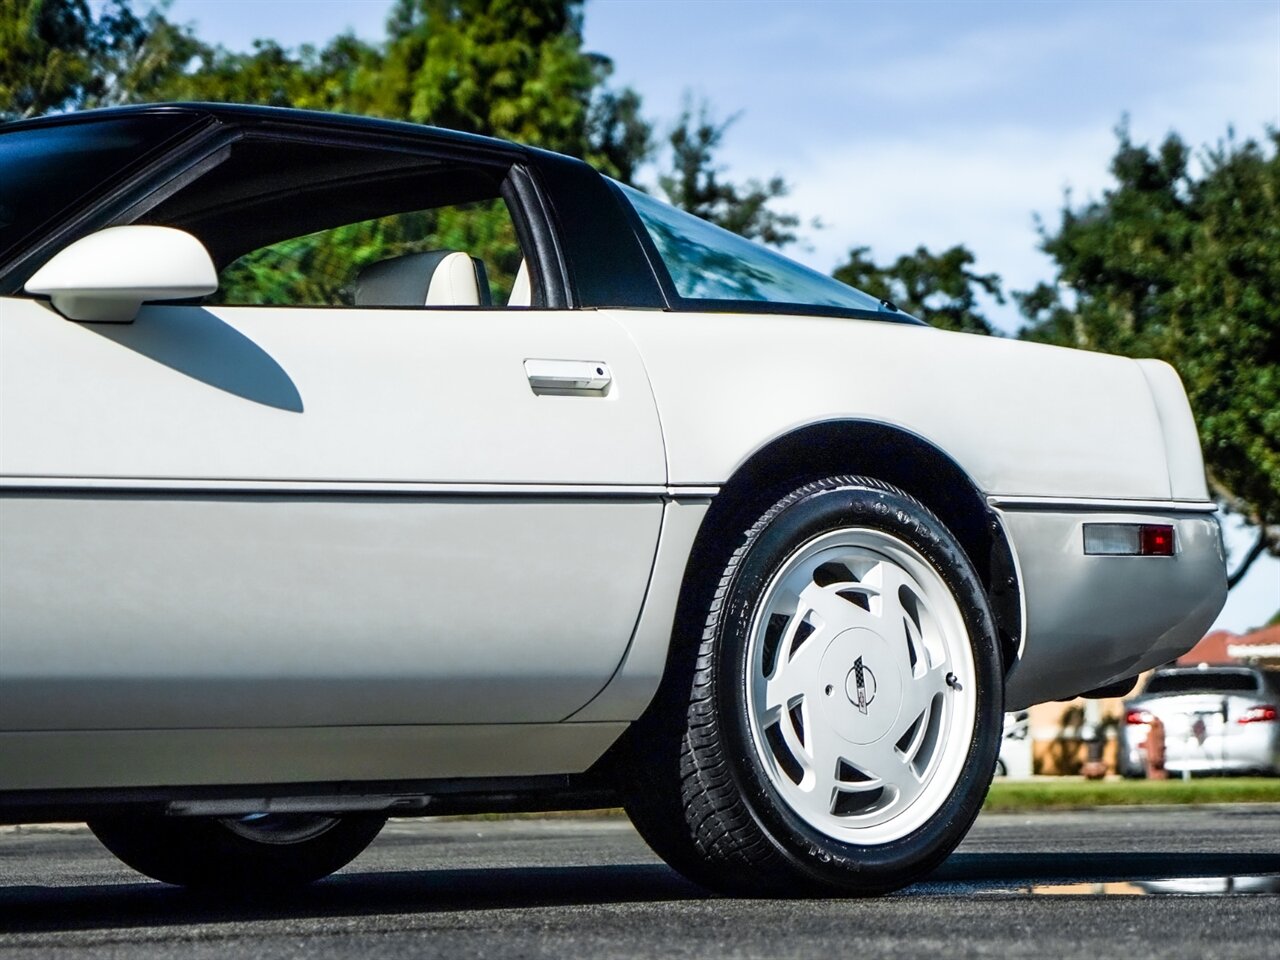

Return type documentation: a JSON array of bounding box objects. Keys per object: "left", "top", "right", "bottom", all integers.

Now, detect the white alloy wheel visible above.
[
  {"left": 745, "top": 528, "right": 977, "bottom": 844},
  {"left": 621, "top": 475, "right": 1001, "bottom": 896}
]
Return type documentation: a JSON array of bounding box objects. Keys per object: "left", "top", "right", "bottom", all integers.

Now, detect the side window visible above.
[
  {"left": 618, "top": 181, "right": 884, "bottom": 313},
  {"left": 210, "top": 198, "right": 522, "bottom": 307},
  {"left": 139, "top": 133, "right": 532, "bottom": 309}
]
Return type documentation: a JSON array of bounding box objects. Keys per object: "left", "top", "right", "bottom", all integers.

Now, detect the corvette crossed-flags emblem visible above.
[{"left": 853, "top": 656, "right": 872, "bottom": 714}]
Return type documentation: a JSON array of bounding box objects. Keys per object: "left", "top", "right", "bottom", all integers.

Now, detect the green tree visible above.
[
  {"left": 659, "top": 98, "right": 801, "bottom": 247},
  {"left": 0, "top": 0, "right": 205, "bottom": 120},
  {"left": 584, "top": 56, "right": 650, "bottom": 183},
  {"left": 1, "top": 0, "right": 104, "bottom": 119},
  {"left": 832, "top": 244, "right": 1002, "bottom": 334},
  {"left": 141, "top": 0, "right": 651, "bottom": 303},
  {"left": 371, "top": 0, "right": 588, "bottom": 152},
  {"left": 81, "top": 0, "right": 204, "bottom": 108},
  {"left": 1018, "top": 123, "right": 1280, "bottom": 580},
  {"left": 153, "top": 35, "right": 379, "bottom": 111},
  {"left": 1, "top": 0, "right": 653, "bottom": 181},
  {"left": 365, "top": 1, "right": 651, "bottom": 175}
]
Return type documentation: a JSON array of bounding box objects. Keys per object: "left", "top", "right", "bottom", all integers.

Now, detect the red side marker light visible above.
[
  {"left": 1126, "top": 709, "right": 1154, "bottom": 725},
  {"left": 1139, "top": 524, "right": 1175, "bottom": 556}
]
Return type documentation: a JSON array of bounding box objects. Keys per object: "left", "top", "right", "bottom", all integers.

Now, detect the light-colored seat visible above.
[
  {"left": 507, "top": 259, "right": 531, "bottom": 308},
  {"left": 354, "top": 251, "right": 490, "bottom": 307}
]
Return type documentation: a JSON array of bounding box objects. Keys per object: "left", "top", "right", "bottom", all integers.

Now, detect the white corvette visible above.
[{"left": 0, "top": 104, "right": 1227, "bottom": 894}]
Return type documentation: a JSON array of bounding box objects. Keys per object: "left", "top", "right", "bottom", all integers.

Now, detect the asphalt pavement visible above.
[{"left": 2, "top": 805, "right": 1278, "bottom": 958}]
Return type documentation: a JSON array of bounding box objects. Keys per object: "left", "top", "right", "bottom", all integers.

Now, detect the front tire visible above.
[
  {"left": 623, "top": 476, "right": 1003, "bottom": 895},
  {"left": 88, "top": 812, "right": 386, "bottom": 890}
]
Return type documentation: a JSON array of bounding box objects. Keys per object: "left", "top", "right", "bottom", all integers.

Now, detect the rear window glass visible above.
[
  {"left": 1143, "top": 672, "right": 1260, "bottom": 694},
  {"left": 619, "top": 182, "right": 886, "bottom": 313},
  {"left": 0, "top": 114, "right": 195, "bottom": 265}
]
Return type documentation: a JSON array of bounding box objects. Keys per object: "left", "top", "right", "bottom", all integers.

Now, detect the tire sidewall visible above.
[{"left": 715, "top": 480, "right": 1003, "bottom": 889}]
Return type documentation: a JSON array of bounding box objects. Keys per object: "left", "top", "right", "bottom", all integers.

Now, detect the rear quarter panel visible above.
[{"left": 611, "top": 310, "right": 1171, "bottom": 499}]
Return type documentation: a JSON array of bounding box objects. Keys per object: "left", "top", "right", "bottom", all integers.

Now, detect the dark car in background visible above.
[{"left": 1121, "top": 666, "right": 1280, "bottom": 777}]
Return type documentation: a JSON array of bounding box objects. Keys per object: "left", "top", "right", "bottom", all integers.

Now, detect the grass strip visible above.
[
  {"left": 984, "top": 777, "right": 1280, "bottom": 812},
  {"left": 437, "top": 779, "right": 1280, "bottom": 821}
]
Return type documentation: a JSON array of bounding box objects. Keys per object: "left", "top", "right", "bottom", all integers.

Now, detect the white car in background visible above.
[
  {"left": 0, "top": 104, "right": 1227, "bottom": 895},
  {"left": 1121, "top": 666, "right": 1280, "bottom": 777}
]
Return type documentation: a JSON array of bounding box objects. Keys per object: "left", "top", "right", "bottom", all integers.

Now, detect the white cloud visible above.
[
  {"left": 707, "top": 3, "right": 1280, "bottom": 332},
  {"left": 810, "top": 14, "right": 1102, "bottom": 111},
  {"left": 777, "top": 124, "right": 1115, "bottom": 330},
  {"left": 1131, "top": 17, "right": 1280, "bottom": 143}
]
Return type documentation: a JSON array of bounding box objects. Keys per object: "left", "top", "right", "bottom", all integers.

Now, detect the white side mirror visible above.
[{"left": 24, "top": 225, "right": 218, "bottom": 323}]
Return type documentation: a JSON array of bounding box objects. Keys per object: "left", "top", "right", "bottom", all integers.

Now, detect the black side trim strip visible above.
[{"left": 0, "top": 776, "right": 619, "bottom": 824}]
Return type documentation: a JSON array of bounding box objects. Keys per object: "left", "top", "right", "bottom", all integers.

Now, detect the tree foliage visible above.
[
  {"left": 0, "top": 0, "right": 206, "bottom": 120},
  {"left": 1018, "top": 124, "right": 1280, "bottom": 558},
  {"left": 832, "top": 244, "right": 1002, "bottom": 334},
  {"left": 0, "top": 0, "right": 661, "bottom": 302},
  {"left": 584, "top": 61, "right": 650, "bottom": 184},
  {"left": 373, "top": 0, "right": 594, "bottom": 152},
  {"left": 2, "top": 0, "right": 106, "bottom": 118},
  {"left": 154, "top": 36, "right": 368, "bottom": 111},
  {"left": 658, "top": 98, "right": 801, "bottom": 247},
  {"left": 2, "top": 1, "right": 650, "bottom": 168},
  {"left": 0, "top": 0, "right": 93, "bottom": 119},
  {"left": 2, "top": 1, "right": 807, "bottom": 247}
]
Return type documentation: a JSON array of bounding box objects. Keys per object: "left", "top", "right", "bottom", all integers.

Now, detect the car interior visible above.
[{"left": 135, "top": 132, "right": 533, "bottom": 308}]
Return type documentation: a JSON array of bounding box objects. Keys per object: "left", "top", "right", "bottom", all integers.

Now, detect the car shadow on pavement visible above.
[
  {"left": 0, "top": 863, "right": 705, "bottom": 934},
  {"left": 1, "top": 852, "right": 1278, "bottom": 935}
]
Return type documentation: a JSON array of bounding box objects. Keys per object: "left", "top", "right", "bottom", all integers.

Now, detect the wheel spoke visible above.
[
  {"left": 880, "top": 562, "right": 947, "bottom": 695},
  {"left": 872, "top": 559, "right": 917, "bottom": 627},
  {"left": 797, "top": 579, "right": 876, "bottom": 634},
  {"left": 764, "top": 620, "right": 825, "bottom": 709},
  {"left": 848, "top": 734, "right": 918, "bottom": 797},
  {"left": 900, "top": 660, "right": 950, "bottom": 732},
  {"left": 899, "top": 599, "right": 927, "bottom": 678},
  {"left": 762, "top": 702, "right": 810, "bottom": 779},
  {"left": 807, "top": 721, "right": 852, "bottom": 799},
  {"left": 896, "top": 697, "right": 933, "bottom": 764}
]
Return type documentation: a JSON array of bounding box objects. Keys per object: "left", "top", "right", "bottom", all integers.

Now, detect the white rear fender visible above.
[
  {"left": 1135, "top": 359, "right": 1211, "bottom": 501},
  {"left": 615, "top": 311, "right": 1178, "bottom": 502}
]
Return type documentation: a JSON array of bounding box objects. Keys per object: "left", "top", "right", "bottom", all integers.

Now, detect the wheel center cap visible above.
[{"left": 817, "top": 627, "right": 903, "bottom": 745}]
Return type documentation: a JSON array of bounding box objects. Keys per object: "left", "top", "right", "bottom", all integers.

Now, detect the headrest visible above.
[
  {"left": 354, "top": 251, "right": 491, "bottom": 307},
  {"left": 507, "top": 259, "right": 532, "bottom": 307}
]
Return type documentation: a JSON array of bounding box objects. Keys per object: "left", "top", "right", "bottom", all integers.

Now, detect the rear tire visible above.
[
  {"left": 88, "top": 812, "right": 386, "bottom": 890},
  {"left": 622, "top": 476, "right": 1003, "bottom": 895}
]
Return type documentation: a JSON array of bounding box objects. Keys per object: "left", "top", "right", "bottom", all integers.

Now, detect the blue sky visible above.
[{"left": 153, "top": 0, "right": 1279, "bottom": 632}]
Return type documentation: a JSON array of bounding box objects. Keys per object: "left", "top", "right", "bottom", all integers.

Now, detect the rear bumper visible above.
[
  {"left": 1120, "top": 733, "right": 1280, "bottom": 777},
  {"left": 995, "top": 501, "right": 1227, "bottom": 710}
]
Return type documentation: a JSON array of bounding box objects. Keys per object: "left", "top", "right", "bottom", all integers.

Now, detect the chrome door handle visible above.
[{"left": 524, "top": 359, "right": 612, "bottom": 395}]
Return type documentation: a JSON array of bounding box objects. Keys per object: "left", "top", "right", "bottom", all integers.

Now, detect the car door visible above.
[{"left": 0, "top": 130, "right": 667, "bottom": 734}]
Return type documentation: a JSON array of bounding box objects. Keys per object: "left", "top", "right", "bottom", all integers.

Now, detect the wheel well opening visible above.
[{"left": 677, "top": 421, "right": 1020, "bottom": 670}]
